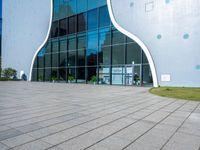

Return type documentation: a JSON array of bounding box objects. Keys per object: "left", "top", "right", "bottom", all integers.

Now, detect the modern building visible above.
[
  {"left": 2, "top": 0, "right": 200, "bottom": 87},
  {"left": 0, "top": 0, "right": 2, "bottom": 75}
]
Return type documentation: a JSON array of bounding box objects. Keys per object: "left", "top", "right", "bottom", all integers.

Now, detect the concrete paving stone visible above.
[
  {"left": 143, "top": 110, "right": 170, "bottom": 123},
  {"left": 0, "top": 126, "right": 11, "bottom": 132},
  {"left": 0, "top": 142, "right": 9, "bottom": 150},
  {"left": 41, "top": 126, "right": 88, "bottom": 145},
  {"left": 178, "top": 102, "right": 199, "bottom": 112},
  {"left": 161, "top": 115, "right": 188, "bottom": 127},
  {"left": 15, "top": 123, "right": 42, "bottom": 133},
  {"left": 1, "top": 134, "right": 35, "bottom": 148},
  {"left": 87, "top": 136, "right": 131, "bottom": 150},
  {"left": 114, "top": 120, "right": 155, "bottom": 141},
  {"left": 162, "top": 132, "right": 200, "bottom": 150},
  {"left": 124, "top": 124, "right": 177, "bottom": 150},
  {"left": 126, "top": 110, "right": 153, "bottom": 120},
  {"left": 0, "top": 82, "right": 200, "bottom": 150},
  {"left": 12, "top": 140, "right": 52, "bottom": 150},
  {"left": 0, "top": 129, "right": 23, "bottom": 141},
  {"left": 56, "top": 118, "right": 136, "bottom": 150}
]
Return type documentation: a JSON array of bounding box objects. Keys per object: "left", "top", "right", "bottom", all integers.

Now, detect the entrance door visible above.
[{"left": 124, "top": 64, "right": 142, "bottom": 86}]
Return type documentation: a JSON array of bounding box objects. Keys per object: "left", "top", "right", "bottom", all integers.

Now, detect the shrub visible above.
[
  {"left": 68, "top": 75, "right": 75, "bottom": 82},
  {"left": 2, "top": 68, "right": 17, "bottom": 79},
  {"left": 90, "top": 75, "right": 97, "bottom": 83}
]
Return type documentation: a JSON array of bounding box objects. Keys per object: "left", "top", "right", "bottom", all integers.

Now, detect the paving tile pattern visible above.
[{"left": 0, "top": 82, "right": 199, "bottom": 150}]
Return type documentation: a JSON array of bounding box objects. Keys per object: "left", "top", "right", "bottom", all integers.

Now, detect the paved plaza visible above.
[{"left": 0, "top": 82, "right": 199, "bottom": 150}]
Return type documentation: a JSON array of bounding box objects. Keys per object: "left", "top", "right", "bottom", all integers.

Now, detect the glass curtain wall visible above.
[{"left": 32, "top": 0, "right": 152, "bottom": 86}]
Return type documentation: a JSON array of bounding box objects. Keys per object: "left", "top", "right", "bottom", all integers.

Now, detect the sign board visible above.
[{"left": 161, "top": 74, "right": 171, "bottom": 82}]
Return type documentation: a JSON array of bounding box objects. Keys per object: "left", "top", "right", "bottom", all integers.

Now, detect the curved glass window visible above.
[
  {"left": 99, "top": 6, "right": 110, "bottom": 28},
  {"left": 68, "top": 16, "right": 76, "bottom": 34},
  {"left": 77, "top": 0, "right": 87, "bottom": 13},
  {"left": 32, "top": 0, "right": 152, "bottom": 86},
  {"left": 67, "top": 0, "right": 76, "bottom": 16},
  {"left": 59, "top": 18, "right": 68, "bottom": 36},
  {"left": 87, "top": 9, "right": 98, "bottom": 30},
  {"left": 99, "top": 27, "right": 111, "bottom": 47},
  {"left": 51, "top": 21, "right": 59, "bottom": 38},
  {"left": 88, "top": 0, "right": 98, "bottom": 10},
  {"left": 78, "top": 13, "right": 87, "bottom": 33}
]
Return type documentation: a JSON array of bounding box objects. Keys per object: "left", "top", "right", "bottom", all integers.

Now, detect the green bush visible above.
[
  {"left": 2, "top": 68, "right": 17, "bottom": 79},
  {"left": 68, "top": 75, "right": 75, "bottom": 82},
  {"left": 90, "top": 76, "right": 97, "bottom": 83}
]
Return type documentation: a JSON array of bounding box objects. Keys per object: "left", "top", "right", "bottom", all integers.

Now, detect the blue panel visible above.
[
  {"left": 77, "top": 0, "right": 87, "bottom": 13},
  {"left": 99, "top": 6, "right": 110, "bottom": 27},
  {"left": 67, "top": 0, "right": 76, "bottom": 16},
  {"left": 87, "top": 9, "right": 98, "bottom": 30},
  {"left": 99, "top": 0, "right": 107, "bottom": 7},
  {"left": 88, "top": 30, "right": 98, "bottom": 49},
  {"left": 88, "top": 0, "right": 98, "bottom": 10}
]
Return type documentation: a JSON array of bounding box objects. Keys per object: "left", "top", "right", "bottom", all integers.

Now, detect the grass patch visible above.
[{"left": 149, "top": 87, "right": 200, "bottom": 101}]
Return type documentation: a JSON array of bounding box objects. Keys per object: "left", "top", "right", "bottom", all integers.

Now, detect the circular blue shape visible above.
[
  {"left": 165, "top": 0, "right": 170, "bottom": 4},
  {"left": 130, "top": 2, "right": 134, "bottom": 7},
  {"left": 157, "top": 34, "right": 162, "bottom": 39},
  {"left": 196, "top": 65, "right": 200, "bottom": 70},
  {"left": 183, "top": 33, "right": 189, "bottom": 39}
]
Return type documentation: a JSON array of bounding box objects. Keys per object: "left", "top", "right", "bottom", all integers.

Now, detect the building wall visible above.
[
  {"left": 2, "top": 0, "right": 51, "bottom": 79},
  {"left": 109, "top": 0, "right": 200, "bottom": 87}
]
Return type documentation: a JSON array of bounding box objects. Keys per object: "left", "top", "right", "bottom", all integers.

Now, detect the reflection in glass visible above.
[
  {"left": 112, "top": 45, "right": 125, "bottom": 65},
  {"left": 88, "top": 9, "right": 98, "bottom": 30},
  {"left": 77, "top": 13, "right": 87, "bottom": 32},
  {"left": 126, "top": 43, "right": 141, "bottom": 64},
  {"left": 87, "top": 67, "right": 97, "bottom": 83},
  {"left": 68, "top": 68, "right": 76, "bottom": 82},
  {"left": 68, "top": 51, "right": 76, "bottom": 66},
  {"left": 99, "top": 6, "right": 110, "bottom": 27},
  {"left": 87, "top": 48, "right": 98, "bottom": 66},
  {"left": 99, "top": 46, "right": 110, "bottom": 65},
  {"left": 88, "top": 31, "right": 98, "bottom": 49},
  {"left": 99, "top": 28, "right": 111, "bottom": 47},
  {"left": 112, "top": 66, "right": 125, "bottom": 85},
  {"left": 112, "top": 29, "right": 125, "bottom": 44},
  {"left": 59, "top": 68, "right": 66, "bottom": 81},
  {"left": 38, "top": 69, "right": 44, "bottom": 81},
  {"left": 77, "top": 67, "right": 85, "bottom": 83},
  {"left": 52, "top": 53, "right": 58, "bottom": 67},
  {"left": 51, "top": 21, "right": 59, "bottom": 38},
  {"left": 45, "top": 54, "right": 51, "bottom": 68},
  {"left": 67, "top": 0, "right": 76, "bottom": 16},
  {"left": 68, "top": 16, "right": 76, "bottom": 34},
  {"left": 59, "top": 0, "right": 67, "bottom": 19},
  {"left": 88, "top": 0, "right": 98, "bottom": 10},
  {"left": 60, "top": 39, "right": 67, "bottom": 52},
  {"left": 32, "top": 69, "right": 37, "bottom": 81},
  {"left": 77, "top": 0, "right": 87, "bottom": 13},
  {"left": 68, "top": 36, "right": 76, "bottom": 50},
  {"left": 45, "top": 68, "right": 51, "bottom": 81},
  {"left": 99, "top": 66, "right": 110, "bottom": 84},
  {"left": 59, "top": 52, "right": 67, "bottom": 67},
  {"left": 52, "top": 40, "right": 59, "bottom": 53},
  {"left": 59, "top": 18, "right": 68, "bottom": 36},
  {"left": 77, "top": 33, "right": 86, "bottom": 49},
  {"left": 77, "top": 50, "right": 85, "bottom": 66}
]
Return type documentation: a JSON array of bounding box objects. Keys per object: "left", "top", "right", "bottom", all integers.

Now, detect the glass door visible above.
[{"left": 124, "top": 64, "right": 142, "bottom": 86}]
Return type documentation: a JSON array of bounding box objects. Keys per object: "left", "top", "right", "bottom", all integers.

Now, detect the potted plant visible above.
[
  {"left": 90, "top": 75, "right": 97, "bottom": 85},
  {"left": 68, "top": 75, "right": 75, "bottom": 83},
  {"left": 51, "top": 76, "right": 58, "bottom": 83}
]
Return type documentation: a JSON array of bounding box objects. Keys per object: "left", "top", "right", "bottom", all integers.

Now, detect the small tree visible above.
[
  {"left": 2, "top": 68, "right": 17, "bottom": 79},
  {"left": 68, "top": 75, "right": 75, "bottom": 83},
  {"left": 90, "top": 75, "right": 97, "bottom": 84}
]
